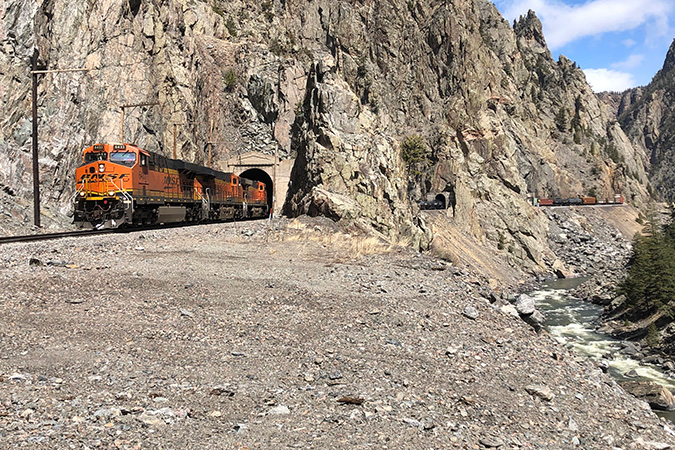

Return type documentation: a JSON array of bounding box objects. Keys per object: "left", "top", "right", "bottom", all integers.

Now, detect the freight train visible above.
[
  {"left": 536, "top": 195, "right": 624, "bottom": 207},
  {"left": 74, "top": 143, "right": 268, "bottom": 229}
]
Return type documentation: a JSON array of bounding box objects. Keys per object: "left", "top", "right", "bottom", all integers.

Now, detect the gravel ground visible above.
[{"left": 0, "top": 217, "right": 673, "bottom": 449}]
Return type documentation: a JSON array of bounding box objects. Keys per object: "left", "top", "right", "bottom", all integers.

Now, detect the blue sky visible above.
[{"left": 493, "top": 0, "right": 675, "bottom": 92}]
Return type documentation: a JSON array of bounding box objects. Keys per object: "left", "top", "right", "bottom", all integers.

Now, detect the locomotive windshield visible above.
[
  {"left": 84, "top": 152, "right": 107, "bottom": 164},
  {"left": 110, "top": 151, "right": 137, "bottom": 167}
]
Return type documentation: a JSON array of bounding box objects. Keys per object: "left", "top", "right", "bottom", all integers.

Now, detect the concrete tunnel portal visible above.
[{"left": 224, "top": 151, "right": 295, "bottom": 218}]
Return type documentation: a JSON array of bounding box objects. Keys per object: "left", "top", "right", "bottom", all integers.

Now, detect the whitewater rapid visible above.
[{"left": 530, "top": 280, "right": 675, "bottom": 420}]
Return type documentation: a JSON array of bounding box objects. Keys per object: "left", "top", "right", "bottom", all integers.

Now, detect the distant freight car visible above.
[
  {"left": 536, "top": 195, "right": 624, "bottom": 207},
  {"left": 74, "top": 143, "right": 268, "bottom": 229}
]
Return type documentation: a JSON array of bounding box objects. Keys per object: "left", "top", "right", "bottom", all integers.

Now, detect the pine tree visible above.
[{"left": 620, "top": 211, "right": 675, "bottom": 318}]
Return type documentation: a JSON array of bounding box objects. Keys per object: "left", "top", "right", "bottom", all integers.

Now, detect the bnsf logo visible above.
[
  {"left": 164, "top": 175, "right": 179, "bottom": 186},
  {"left": 79, "top": 174, "right": 129, "bottom": 181}
]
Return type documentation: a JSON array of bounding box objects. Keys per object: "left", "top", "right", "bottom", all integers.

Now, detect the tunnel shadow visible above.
[
  {"left": 435, "top": 194, "right": 447, "bottom": 210},
  {"left": 239, "top": 168, "right": 273, "bottom": 212}
]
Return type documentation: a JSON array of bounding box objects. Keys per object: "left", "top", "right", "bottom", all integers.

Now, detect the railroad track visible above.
[
  {"left": 0, "top": 229, "right": 115, "bottom": 245},
  {"left": 0, "top": 218, "right": 260, "bottom": 245}
]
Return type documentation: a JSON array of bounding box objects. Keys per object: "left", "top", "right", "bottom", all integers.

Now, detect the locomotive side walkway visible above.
[{"left": 0, "top": 218, "right": 672, "bottom": 449}]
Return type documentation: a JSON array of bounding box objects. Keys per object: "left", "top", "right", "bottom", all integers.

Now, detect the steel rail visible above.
[
  {"left": 0, "top": 214, "right": 269, "bottom": 246},
  {"left": 0, "top": 229, "right": 114, "bottom": 245}
]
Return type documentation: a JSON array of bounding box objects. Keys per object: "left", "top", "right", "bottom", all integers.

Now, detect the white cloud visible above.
[
  {"left": 497, "top": 0, "right": 673, "bottom": 49},
  {"left": 644, "top": 12, "right": 671, "bottom": 45},
  {"left": 611, "top": 53, "right": 645, "bottom": 69},
  {"left": 583, "top": 68, "right": 636, "bottom": 92},
  {"left": 622, "top": 38, "right": 637, "bottom": 47}
]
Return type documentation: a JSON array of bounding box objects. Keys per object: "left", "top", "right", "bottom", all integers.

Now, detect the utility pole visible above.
[
  {"left": 170, "top": 121, "right": 201, "bottom": 160},
  {"left": 31, "top": 50, "right": 40, "bottom": 228},
  {"left": 30, "top": 50, "right": 90, "bottom": 228},
  {"left": 208, "top": 120, "right": 214, "bottom": 167},
  {"left": 173, "top": 123, "right": 177, "bottom": 159},
  {"left": 120, "top": 101, "right": 160, "bottom": 143}
]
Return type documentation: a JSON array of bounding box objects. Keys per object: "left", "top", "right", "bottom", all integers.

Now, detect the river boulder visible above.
[
  {"left": 620, "top": 381, "right": 675, "bottom": 411},
  {"left": 598, "top": 359, "right": 610, "bottom": 373},
  {"left": 621, "top": 341, "right": 642, "bottom": 357},
  {"left": 515, "top": 294, "right": 536, "bottom": 315},
  {"left": 608, "top": 295, "right": 626, "bottom": 311}
]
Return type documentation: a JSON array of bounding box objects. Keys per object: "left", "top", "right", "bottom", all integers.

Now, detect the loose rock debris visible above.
[{"left": 0, "top": 218, "right": 672, "bottom": 449}]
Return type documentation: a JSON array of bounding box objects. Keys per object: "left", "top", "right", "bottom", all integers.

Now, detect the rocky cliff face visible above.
[
  {"left": 1, "top": 0, "right": 305, "bottom": 231},
  {"left": 0, "top": 0, "right": 652, "bottom": 271},
  {"left": 283, "top": 1, "right": 648, "bottom": 268},
  {"left": 615, "top": 39, "right": 675, "bottom": 202}
]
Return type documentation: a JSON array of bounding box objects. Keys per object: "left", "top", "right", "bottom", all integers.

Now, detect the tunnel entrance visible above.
[
  {"left": 434, "top": 194, "right": 447, "bottom": 210},
  {"left": 239, "top": 168, "right": 273, "bottom": 213}
]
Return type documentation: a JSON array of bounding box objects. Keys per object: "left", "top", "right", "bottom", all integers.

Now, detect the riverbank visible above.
[
  {"left": 533, "top": 205, "right": 675, "bottom": 418},
  {"left": 544, "top": 206, "right": 675, "bottom": 368},
  {"left": 0, "top": 217, "right": 673, "bottom": 448}
]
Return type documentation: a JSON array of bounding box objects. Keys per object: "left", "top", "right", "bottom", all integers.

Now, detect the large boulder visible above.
[
  {"left": 515, "top": 294, "right": 536, "bottom": 315},
  {"left": 521, "top": 309, "right": 546, "bottom": 332},
  {"left": 621, "top": 381, "right": 675, "bottom": 411},
  {"left": 513, "top": 293, "right": 545, "bottom": 331}
]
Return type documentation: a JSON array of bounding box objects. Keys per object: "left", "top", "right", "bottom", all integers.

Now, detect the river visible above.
[{"left": 530, "top": 278, "right": 675, "bottom": 422}]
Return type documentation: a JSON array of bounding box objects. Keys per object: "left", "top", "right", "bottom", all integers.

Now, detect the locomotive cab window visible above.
[
  {"left": 140, "top": 154, "right": 148, "bottom": 167},
  {"left": 84, "top": 152, "right": 107, "bottom": 164},
  {"left": 110, "top": 151, "right": 137, "bottom": 167}
]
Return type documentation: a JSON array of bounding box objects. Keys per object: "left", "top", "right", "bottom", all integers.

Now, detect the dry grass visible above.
[{"left": 277, "top": 219, "right": 393, "bottom": 259}]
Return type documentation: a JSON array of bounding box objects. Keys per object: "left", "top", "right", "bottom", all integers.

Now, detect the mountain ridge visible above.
[{"left": 614, "top": 38, "right": 675, "bottom": 202}]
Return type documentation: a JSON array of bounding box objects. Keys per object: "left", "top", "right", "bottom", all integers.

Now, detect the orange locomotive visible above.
[{"left": 74, "top": 143, "right": 268, "bottom": 229}]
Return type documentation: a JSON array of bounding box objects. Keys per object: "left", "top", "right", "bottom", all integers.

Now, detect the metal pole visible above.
[
  {"left": 32, "top": 68, "right": 89, "bottom": 75},
  {"left": 31, "top": 50, "right": 41, "bottom": 228},
  {"left": 208, "top": 120, "right": 213, "bottom": 166},
  {"left": 29, "top": 58, "right": 91, "bottom": 228},
  {"left": 173, "top": 123, "right": 177, "bottom": 159},
  {"left": 120, "top": 107, "right": 125, "bottom": 143}
]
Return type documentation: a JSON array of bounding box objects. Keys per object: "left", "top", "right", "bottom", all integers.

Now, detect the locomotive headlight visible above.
[
  {"left": 108, "top": 191, "right": 115, "bottom": 196},
  {"left": 80, "top": 192, "right": 86, "bottom": 197},
  {"left": 98, "top": 163, "right": 105, "bottom": 173}
]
